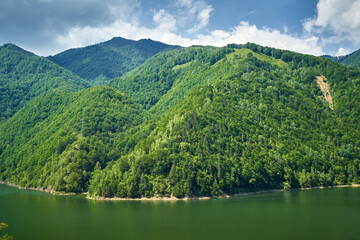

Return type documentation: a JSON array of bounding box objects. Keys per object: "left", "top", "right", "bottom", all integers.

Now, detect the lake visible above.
[{"left": 1, "top": 184, "right": 359, "bottom": 240}]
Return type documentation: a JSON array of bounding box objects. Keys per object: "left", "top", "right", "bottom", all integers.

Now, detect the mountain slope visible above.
[
  {"left": 108, "top": 46, "right": 234, "bottom": 111},
  {"left": 48, "top": 37, "right": 179, "bottom": 85},
  {"left": 90, "top": 78, "right": 360, "bottom": 198},
  {"left": 0, "top": 43, "right": 89, "bottom": 122},
  {"left": 340, "top": 49, "right": 360, "bottom": 67},
  {"left": 1, "top": 43, "right": 359, "bottom": 198},
  {"left": 323, "top": 49, "right": 360, "bottom": 68},
  {"left": 110, "top": 43, "right": 353, "bottom": 116},
  {"left": 99, "top": 44, "right": 360, "bottom": 198},
  {"left": 0, "top": 86, "right": 149, "bottom": 192}
]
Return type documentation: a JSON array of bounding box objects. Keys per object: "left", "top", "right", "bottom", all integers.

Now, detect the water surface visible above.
[{"left": 1, "top": 184, "right": 359, "bottom": 240}]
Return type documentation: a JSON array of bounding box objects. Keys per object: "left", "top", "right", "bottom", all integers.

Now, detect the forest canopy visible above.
[{"left": 0, "top": 42, "right": 359, "bottom": 199}]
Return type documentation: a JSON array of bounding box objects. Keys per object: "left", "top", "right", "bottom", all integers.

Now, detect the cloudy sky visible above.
[{"left": 0, "top": 0, "right": 359, "bottom": 56}]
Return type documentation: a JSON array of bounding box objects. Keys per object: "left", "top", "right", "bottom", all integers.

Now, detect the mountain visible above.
[
  {"left": 0, "top": 43, "right": 89, "bottom": 122},
  {"left": 109, "top": 43, "right": 359, "bottom": 118},
  {"left": 90, "top": 78, "right": 359, "bottom": 198},
  {"left": 0, "top": 86, "right": 148, "bottom": 192},
  {"left": 47, "top": 37, "right": 179, "bottom": 85},
  {"left": 92, "top": 43, "right": 360, "bottom": 198},
  {"left": 1, "top": 43, "right": 359, "bottom": 198},
  {"left": 323, "top": 49, "right": 360, "bottom": 68},
  {"left": 108, "top": 46, "right": 236, "bottom": 111}
]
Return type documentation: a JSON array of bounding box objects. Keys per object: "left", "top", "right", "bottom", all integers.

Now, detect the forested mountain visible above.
[
  {"left": 323, "top": 49, "right": 360, "bottom": 68},
  {"left": 0, "top": 86, "right": 148, "bottom": 192},
  {"left": 90, "top": 79, "right": 359, "bottom": 198},
  {"left": 0, "top": 43, "right": 359, "bottom": 199},
  {"left": 0, "top": 43, "right": 89, "bottom": 122},
  {"left": 109, "top": 43, "right": 360, "bottom": 120},
  {"left": 95, "top": 43, "right": 360, "bottom": 198},
  {"left": 48, "top": 37, "right": 179, "bottom": 85},
  {"left": 109, "top": 45, "right": 288, "bottom": 114}
]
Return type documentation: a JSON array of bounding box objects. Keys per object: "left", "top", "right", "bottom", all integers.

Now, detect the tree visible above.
[{"left": 0, "top": 223, "right": 14, "bottom": 240}]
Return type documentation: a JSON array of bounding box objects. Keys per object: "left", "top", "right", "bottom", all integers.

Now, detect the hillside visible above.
[
  {"left": 90, "top": 79, "right": 359, "bottom": 198},
  {"left": 0, "top": 86, "right": 148, "bottom": 192},
  {"left": 323, "top": 49, "right": 360, "bottom": 68},
  {"left": 340, "top": 49, "right": 360, "bottom": 67},
  {"left": 109, "top": 43, "right": 360, "bottom": 120},
  {"left": 1, "top": 43, "right": 359, "bottom": 198},
  {"left": 48, "top": 37, "right": 179, "bottom": 85},
  {"left": 91, "top": 44, "right": 360, "bottom": 198},
  {"left": 0, "top": 43, "right": 89, "bottom": 122},
  {"left": 109, "top": 46, "right": 235, "bottom": 111}
]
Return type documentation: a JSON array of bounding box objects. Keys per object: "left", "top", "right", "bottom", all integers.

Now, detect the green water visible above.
[{"left": 1, "top": 184, "right": 359, "bottom": 240}]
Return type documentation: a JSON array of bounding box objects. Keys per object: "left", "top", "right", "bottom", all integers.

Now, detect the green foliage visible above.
[
  {"left": 1, "top": 42, "right": 360, "bottom": 199},
  {"left": 323, "top": 48, "right": 360, "bottom": 68},
  {"left": 109, "top": 43, "right": 326, "bottom": 115},
  {"left": 89, "top": 73, "right": 360, "bottom": 198},
  {"left": 0, "top": 223, "right": 13, "bottom": 240},
  {"left": 0, "top": 43, "right": 89, "bottom": 122},
  {"left": 48, "top": 37, "right": 178, "bottom": 85},
  {"left": 0, "top": 86, "right": 149, "bottom": 193},
  {"left": 108, "top": 46, "right": 234, "bottom": 111},
  {"left": 90, "top": 43, "right": 360, "bottom": 198}
]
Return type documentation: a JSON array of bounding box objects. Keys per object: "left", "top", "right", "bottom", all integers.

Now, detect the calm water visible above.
[{"left": 1, "top": 184, "right": 359, "bottom": 240}]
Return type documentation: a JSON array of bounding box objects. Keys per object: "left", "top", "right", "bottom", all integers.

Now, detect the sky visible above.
[{"left": 0, "top": 0, "right": 359, "bottom": 56}]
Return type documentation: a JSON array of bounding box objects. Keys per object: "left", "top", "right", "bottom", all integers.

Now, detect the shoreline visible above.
[
  {"left": 86, "top": 184, "right": 360, "bottom": 201},
  {"left": 0, "top": 180, "right": 75, "bottom": 196},
  {"left": 1, "top": 180, "right": 359, "bottom": 201}
]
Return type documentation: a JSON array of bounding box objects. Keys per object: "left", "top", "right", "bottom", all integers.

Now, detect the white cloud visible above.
[
  {"left": 283, "top": 25, "right": 288, "bottom": 33},
  {"left": 304, "top": 0, "right": 360, "bottom": 44},
  {"left": 107, "top": 0, "right": 141, "bottom": 19},
  {"left": 175, "top": 0, "right": 214, "bottom": 33},
  {"left": 336, "top": 47, "right": 351, "bottom": 56},
  {"left": 3, "top": 0, "right": 358, "bottom": 56},
  {"left": 186, "top": 4, "right": 213, "bottom": 33},
  {"left": 47, "top": 0, "right": 326, "bottom": 56},
  {"left": 153, "top": 9, "right": 177, "bottom": 32},
  {"left": 56, "top": 19, "right": 324, "bottom": 56},
  {"left": 177, "top": 0, "right": 192, "bottom": 8},
  {"left": 194, "top": 22, "right": 324, "bottom": 55}
]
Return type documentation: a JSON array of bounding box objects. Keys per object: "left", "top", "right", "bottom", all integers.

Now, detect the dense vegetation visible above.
[
  {"left": 0, "top": 223, "right": 13, "bottom": 240},
  {"left": 323, "top": 48, "right": 360, "bottom": 68},
  {"left": 89, "top": 81, "right": 359, "bottom": 198},
  {"left": 0, "top": 86, "right": 148, "bottom": 192},
  {"left": 0, "top": 43, "right": 89, "bottom": 122},
  {"left": 109, "top": 46, "right": 234, "bottom": 112},
  {"left": 0, "top": 42, "right": 359, "bottom": 199},
  {"left": 48, "top": 37, "right": 178, "bottom": 85}
]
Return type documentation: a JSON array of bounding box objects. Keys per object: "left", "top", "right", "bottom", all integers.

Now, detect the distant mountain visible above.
[
  {"left": 47, "top": 37, "right": 179, "bottom": 85},
  {"left": 0, "top": 43, "right": 89, "bottom": 122},
  {"left": 2, "top": 43, "right": 359, "bottom": 199},
  {"left": 323, "top": 49, "right": 360, "bottom": 68}
]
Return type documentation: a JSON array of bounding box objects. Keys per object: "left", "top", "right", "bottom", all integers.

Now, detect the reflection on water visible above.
[{"left": 1, "top": 184, "right": 359, "bottom": 240}]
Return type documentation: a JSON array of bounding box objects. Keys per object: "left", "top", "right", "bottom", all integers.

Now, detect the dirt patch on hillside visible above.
[{"left": 316, "top": 75, "right": 333, "bottom": 110}]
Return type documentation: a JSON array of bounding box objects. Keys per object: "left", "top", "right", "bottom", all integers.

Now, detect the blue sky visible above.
[{"left": 0, "top": 0, "right": 359, "bottom": 56}]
